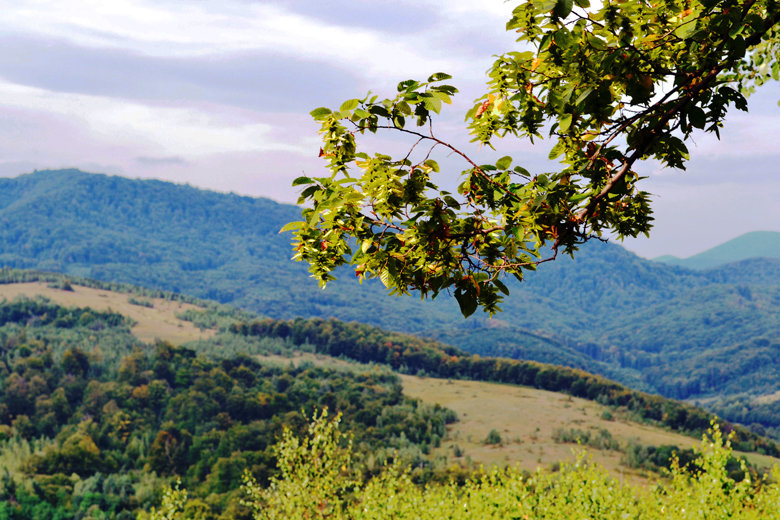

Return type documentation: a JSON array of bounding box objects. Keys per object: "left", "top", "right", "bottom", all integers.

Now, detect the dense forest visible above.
[
  {"left": 0, "top": 170, "right": 779, "bottom": 414},
  {"left": 0, "top": 299, "right": 458, "bottom": 519}
]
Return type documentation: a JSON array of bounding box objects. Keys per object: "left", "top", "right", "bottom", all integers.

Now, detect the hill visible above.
[
  {"left": 1, "top": 278, "right": 778, "bottom": 519},
  {"left": 654, "top": 231, "right": 780, "bottom": 269},
  {"left": 1, "top": 170, "right": 780, "bottom": 416}
]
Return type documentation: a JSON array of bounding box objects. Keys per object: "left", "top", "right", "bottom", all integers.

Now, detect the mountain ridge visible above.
[{"left": 654, "top": 230, "right": 780, "bottom": 269}]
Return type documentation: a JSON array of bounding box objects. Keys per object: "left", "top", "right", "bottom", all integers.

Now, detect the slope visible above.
[
  {"left": 1, "top": 277, "right": 776, "bottom": 484},
  {"left": 1, "top": 170, "right": 780, "bottom": 410}
]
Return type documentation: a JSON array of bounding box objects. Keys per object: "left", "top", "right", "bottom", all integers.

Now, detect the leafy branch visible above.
[{"left": 286, "top": 0, "right": 780, "bottom": 317}]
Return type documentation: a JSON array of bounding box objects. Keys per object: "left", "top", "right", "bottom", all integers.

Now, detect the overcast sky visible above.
[{"left": 0, "top": 0, "right": 777, "bottom": 258}]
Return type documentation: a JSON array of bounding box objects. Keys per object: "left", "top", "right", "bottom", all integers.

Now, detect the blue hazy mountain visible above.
[{"left": 654, "top": 231, "right": 780, "bottom": 269}]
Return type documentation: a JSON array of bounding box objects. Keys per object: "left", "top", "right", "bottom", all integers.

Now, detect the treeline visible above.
[
  {"left": 0, "top": 297, "right": 127, "bottom": 330},
  {"left": 0, "top": 301, "right": 458, "bottom": 519},
  {"left": 708, "top": 394, "right": 780, "bottom": 440},
  {"left": 232, "top": 317, "right": 780, "bottom": 457}
]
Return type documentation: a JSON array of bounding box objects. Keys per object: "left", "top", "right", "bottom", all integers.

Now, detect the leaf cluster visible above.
[{"left": 291, "top": 0, "right": 780, "bottom": 315}]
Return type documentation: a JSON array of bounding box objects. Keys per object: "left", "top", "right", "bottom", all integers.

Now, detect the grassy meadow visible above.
[{"left": 0, "top": 281, "right": 213, "bottom": 344}]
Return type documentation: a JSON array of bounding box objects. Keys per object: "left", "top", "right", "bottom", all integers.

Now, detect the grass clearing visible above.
[
  {"left": 253, "top": 353, "right": 779, "bottom": 484},
  {"left": 401, "top": 375, "right": 780, "bottom": 481},
  {"left": 0, "top": 282, "right": 213, "bottom": 344}
]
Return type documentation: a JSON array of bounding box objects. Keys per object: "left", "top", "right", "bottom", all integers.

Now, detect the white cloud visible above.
[
  {"left": 0, "top": 0, "right": 459, "bottom": 82},
  {"left": 0, "top": 80, "right": 308, "bottom": 158}
]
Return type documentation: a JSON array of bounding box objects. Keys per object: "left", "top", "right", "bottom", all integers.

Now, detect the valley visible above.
[{"left": 1, "top": 171, "right": 779, "bottom": 517}]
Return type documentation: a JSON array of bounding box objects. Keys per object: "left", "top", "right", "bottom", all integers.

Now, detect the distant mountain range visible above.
[
  {"left": 654, "top": 231, "right": 780, "bottom": 269},
  {"left": 1, "top": 169, "right": 779, "bottom": 415}
]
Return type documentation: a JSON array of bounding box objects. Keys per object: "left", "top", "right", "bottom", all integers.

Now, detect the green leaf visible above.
[
  {"left": 369, "top": 105, "right": 391, "bottom": 118},
  {"left": 292, "top": 176, "right": 313, "bottom": 186},
  {"left": 423, "top": 96, "right": 442, "bottom": 114},
  {"left": 585, "top": 33, "right": 606, "bottom": 50},
  {"left": 427, "top": 72, "right": 452, "bottom": 82},
  {"left": 397, "top": 79, "right": 419, "bottom": 92},
  {"left": 431, "top": 90, "right": 452, "bottom": 104},
  {"left": 443, "top": 195, "right": 461, "bottom": 209},
  {"left": 574, "top": 88, "right": 593, "bottom": 106},
  {"left": 536, "top": 0, "right": 557, "bottom": 12},
  {"left": 310, "top": 107, "right": 332, "bottom": 119},
  {"left": 558, "top": 114, "right": 573, "bottom": 133},
  {"left": 674, "top": 21, "right": 697, "bottom": 40},
  {"left": 279, "top": 221, "right": 303, "bottom": 233},
  {"left": 548, "top": 142, "right": 565, "bottom": 160},
  {"left": 379, "top": 269, "right": 392, "bottom": 288},
  {"left": 397, "top": 101, "right": 413, "bottom": 115},
  {"left": 454, "top": 289, "right": 478, "bottom": 318},
  {"left": 513, "top": 166, "right": 531, "bottom": 177},
  {"left": 553, "top": 0, "right": 573, "bottom": 18},
  {"left": 688, "top": 106, "right": 706, "bottom": 129},
  {"left": 297, "top": 185, "right": 319, "bottom": 202},
  {"left": 340, "top": 99, "right": 359, "bottom": 112},
  {"left": 353, "top": 108, "right": 369, "bottom": 119},
  {"left": 496, "top": 156, "right": 513, "bottom": 170}
]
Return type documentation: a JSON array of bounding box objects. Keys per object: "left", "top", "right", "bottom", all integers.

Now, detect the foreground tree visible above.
[
  {"left": 285, "top": 0, "right": 780, "bottom": 316},
  {"left": 239, "top": 413, "right": 780, "bottom": 520}
]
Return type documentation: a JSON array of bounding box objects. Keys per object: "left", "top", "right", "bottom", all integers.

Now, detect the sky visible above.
[{"left": 0, "top": 0, "right": 777, "bottom": 259}]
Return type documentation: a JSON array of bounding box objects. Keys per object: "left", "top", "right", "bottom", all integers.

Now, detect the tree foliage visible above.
[
  {"left": 235, "top": 413, "right": 780, "bottom": 520},
  {"left": 0, "top": 300, "right": 458, "bottom": 519},
  {"left": 288, "top": 0, "right": 780, "bottom": 315}
]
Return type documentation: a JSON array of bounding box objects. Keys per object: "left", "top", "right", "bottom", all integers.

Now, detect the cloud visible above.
[
  {"left": 0, "top": 33, "right": 364, "bottom": 112},
  {"left": 135, "top": 156, "right": 189, "bottom": 167},
  {"left": 0, "top": 0, "right": 462, "bottom": 84},
  {"left": 0, "top": 80, "right": 309, "bottom": 158}
]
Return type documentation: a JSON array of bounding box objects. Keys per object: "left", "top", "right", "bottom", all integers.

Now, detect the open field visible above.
[
  {"left": 401, "top": 375, "right": 686, "bottom": 483},
  {"left": 256, "top": 352, "right": 780, "bottom": 483},
  {"left": 0, "top": 282, "right": 213, "bottom": 344}
]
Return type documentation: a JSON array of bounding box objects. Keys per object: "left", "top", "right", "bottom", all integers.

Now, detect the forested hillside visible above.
[
  {"left": 1, "top": 280, "right": 779, "bottom": 518},
  {"left": 0, "top": 297, "right": 458, "bottom": 518},
  {"left": 1, "top": 170, "right": 779, "bottom": 411}
]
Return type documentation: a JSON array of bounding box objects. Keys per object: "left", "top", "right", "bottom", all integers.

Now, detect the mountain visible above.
[
  {"left": 0, "top": 169, "right": 454, "bottom": 328},
  {"left": 654, "top": 231, "right": 780, "bottom": 269},
  {"left": 1, "top": 169, "right": 780, "bottom": 412}
]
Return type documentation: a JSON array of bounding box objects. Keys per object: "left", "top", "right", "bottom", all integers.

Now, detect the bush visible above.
[
  {"left": 483, "top": 429, "right": 502, "bottom": 445},
  {"left": 146, "top": 415, "right": 780, "bottom": 520}
]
